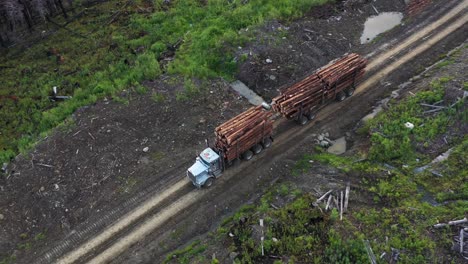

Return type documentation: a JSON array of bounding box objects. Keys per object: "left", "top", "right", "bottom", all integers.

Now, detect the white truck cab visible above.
[{"left": 187, "top": 148, "right": 223, "bottom": 188}]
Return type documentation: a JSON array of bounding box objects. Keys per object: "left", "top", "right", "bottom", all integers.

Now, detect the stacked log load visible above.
[
  {"left": 272, "top": 53, "right": 367, "bottom": 119},
  {"left": 215, "top": 105, "right": 273, "bottom": 161},
  {"left": 316, "top": 53, "right": 367, "bottom": 95},
  {"left": 271, "top": 73, "right": 324, "bottom": 119}
]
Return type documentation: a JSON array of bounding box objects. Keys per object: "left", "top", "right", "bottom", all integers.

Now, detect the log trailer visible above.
[{"left": 187, "top": 53, "right": 367, "bottom": 188}]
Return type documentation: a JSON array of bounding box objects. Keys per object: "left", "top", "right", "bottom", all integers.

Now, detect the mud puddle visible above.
[{"left": 361, "top": 12, "right": 404, "bottom": 44}]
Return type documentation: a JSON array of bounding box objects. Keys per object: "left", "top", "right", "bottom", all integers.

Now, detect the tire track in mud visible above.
[
  {"left": 32, "top": 162, "right": 191, "bottom": 264},
  {"left": 38, "top": 1, "right": 468, "bottom": 263}
]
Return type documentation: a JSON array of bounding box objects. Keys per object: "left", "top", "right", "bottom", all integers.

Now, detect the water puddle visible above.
[{"left": 360, "top": 12, "right": 403, "bottom": 44}]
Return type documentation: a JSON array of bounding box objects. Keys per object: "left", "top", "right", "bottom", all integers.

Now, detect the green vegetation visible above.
[
  {"left": 163, "top": 239, "right": 207, "bottom": 264},
  {"left": 366, "top": 77, "right": 464, "bottom": 166},
  {"left": 306, "top": 73, "right": 467, "bottom": 262},
  {"left": 165, "top": 184, "right": 367, "bottom": 263},
  {"left": 435, "top": 59, "right": 454, "bottom": 69},
  {"left": 230, "top": 185, "right": 366, "bottom": 263},
  {"left": 164, "top": 38, "right": 467, "bottom": 264},
  {"left": 0, "top": 0, "right": 333, "bottom": 164},
  {"left": 0, "top": 231, "right": 47, "bottom": 263},
  {"left": 117, "top": 176, "right": 138, "bottom": 194}
]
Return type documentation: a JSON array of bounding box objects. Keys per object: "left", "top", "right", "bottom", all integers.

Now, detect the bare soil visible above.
[
  {"left": 0, "top": 0, "right": 466, "bottom": 262},
  {"left": 0, "top": 79, "right": 250, "bottom": 261}
]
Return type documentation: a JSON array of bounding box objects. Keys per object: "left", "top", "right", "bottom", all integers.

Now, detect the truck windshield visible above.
[{"left": 198, "top": 156, "right": 210, "bottom": 166}]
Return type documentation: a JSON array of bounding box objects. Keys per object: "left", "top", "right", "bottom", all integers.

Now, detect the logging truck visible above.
[
  {"left": 187, "top": 105, "right": 274, "bottom": 188},
  {"left": 187, "top": 53, "right": 367, "bottom": 188}
]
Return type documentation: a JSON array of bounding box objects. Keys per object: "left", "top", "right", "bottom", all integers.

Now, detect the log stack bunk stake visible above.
[
  {"left": 272, "top": 53, "right": 367, "bottom": 119},
  {"left": 215, "top": 106, "right": 273, "bottom": 162}
]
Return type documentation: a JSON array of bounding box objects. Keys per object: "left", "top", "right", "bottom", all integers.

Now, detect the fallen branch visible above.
[
  {"left": 106, "top": 0, "right": 134, "bottom": 25},
  {"left": 317, "top": 189, "right": 333, "bottom": 203},
  {"left": 423, "top": 108, "right": 445, "bottom": 114},
  {"left": 449, "top": 218, "right": 468, "bottom": 226},
  {"left": 340, "top": 191, "right": 343, "bottom": 220},
  {"left": 270, "top": 203, "right": 279, "bottom": 210},
  {"left": 46, "top": 17, "right": 87, "bottom": 39},
  {"left": 344, "top": 183, "right": 350, "bottom": 212},
  {"left": 420, "top": 103, "right": 447, "bottom": 109},
  {"left": 303, "top": 28, "right": 316, "bottom": 34},
  {"left": 37, "top": 163, "right": 54, "bottom": 168},
  {"left": 364, "top": 240, "right": 377, "bottom": 264},
  {"left": 325, "top": 195, "right": 333, "bottom": 211}
]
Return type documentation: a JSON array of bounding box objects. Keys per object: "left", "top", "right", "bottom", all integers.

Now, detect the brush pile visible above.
[
  {"left": 272, "top": 53, "right": 367, "bottom": 119},
  {"left": 215, "top": 105, "right": 273, "bottom": 161}
]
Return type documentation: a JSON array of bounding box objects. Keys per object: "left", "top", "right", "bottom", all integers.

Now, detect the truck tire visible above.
[
  {"left": 262, "top": 138, "right": 272, "bottom": 149},
  {"left": 345, "top": 87, "right": 355, "bottom": 97},
  {"left": 204, "top": 177, "right": 214, "bottom": 188},
  {"left": 336, "top": 91, "right": 346, "bottom": 102},
  {"left": 242, "top": 150, "right": 254, "bottom": 161},
  {"left": 297, "top": 115, "right": 309, "bottom": 125},
  {"left": 252, "top": 144, "right": 263, "bottom": 154},
  {"left": 307, "top": 112, "right": 317, "bottom": 120}
]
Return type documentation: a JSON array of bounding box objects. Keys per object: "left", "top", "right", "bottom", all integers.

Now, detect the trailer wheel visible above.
[
  {"left": 262, "top": 138, "right": 272, "bottom": 149},
  {"left": 297, "top": 115, "right": 309, "bottom": 125},
  {"left": 242, "top": 150, "right": 254, "bottom": 161},
  {"left": 336, "top": 91, "right": 346, "bottom": 102},
  {"left": 307, "top": 112, "right": 317, "bottom": 120},
  {"left": 345, "top": 87, "right": 355, "bottom": 97},
  {"left": 252, "top": 144, "right": 263, "bottom": 154},
  {"left": 204, "top": 177, "right": 214, "bottom": 188}
]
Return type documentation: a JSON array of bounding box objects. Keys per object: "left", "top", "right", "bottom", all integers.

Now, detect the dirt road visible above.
[{"left": 45, "top": 1, "right": 468, "bottom": 263}]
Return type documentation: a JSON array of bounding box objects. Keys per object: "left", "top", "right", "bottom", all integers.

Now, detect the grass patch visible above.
[
  {"left": 213, "top": 185, "right": 366, "bottom": 263},
  {"left": 365, "top": 77, "right": 462, "bottom": 167},
  {"left": 307, "top": 74, "right": 468, "bottom": 261},
  {"left": 434, "top": 59, "right": 454, "bottom": 69},
  {"left": 163, "top": 239, "right": 207, "bottom": 264},
  {"left": 0, "top": 0, "right": 334, "bottom": 164},
  {"left": 151, "top": 92, "right": 165, "bottom": 102},
  {"left": 117, "top": 176, "right": 137, "bottom": 194}
]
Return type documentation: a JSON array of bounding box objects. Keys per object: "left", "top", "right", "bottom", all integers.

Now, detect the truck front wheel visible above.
[
  {"left": 242, "top": 150, "right": 254, "bottom": 161},
  {"left": 204, "top": 177, "right": 214, "bottom": 188}
]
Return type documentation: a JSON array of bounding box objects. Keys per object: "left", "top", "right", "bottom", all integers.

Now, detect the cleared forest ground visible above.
[
  {"left": 160, "top": 42, "right": 468, "bottom": 264},
  {"left": 0, "top": 0, "right": 466, "bottom": 263}
]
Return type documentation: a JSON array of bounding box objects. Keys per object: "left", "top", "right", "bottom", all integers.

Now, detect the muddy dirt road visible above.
[
  {"left": 1, "top": 0, "right": 465, "bottom": 263},
  {"left": 38, "top": 1, "right": 468, "bottom": 263}
]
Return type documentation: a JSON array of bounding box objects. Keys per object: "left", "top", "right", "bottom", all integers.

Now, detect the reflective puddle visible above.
[{"left": 360, "top": 12, "right": 403, "bottom": 44}]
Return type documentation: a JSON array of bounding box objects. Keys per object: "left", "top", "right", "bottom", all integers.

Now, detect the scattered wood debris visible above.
[
  {"left": 433, "top": 217, "right": 468, "bottom": 259},
  {"left": 314, "top": 182, "right": 351, "bottom": 220}
]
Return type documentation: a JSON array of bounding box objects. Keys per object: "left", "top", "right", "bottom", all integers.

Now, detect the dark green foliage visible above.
[
  {"left": 218, "top": 190, "right": 366, "bottom": 263},
  {"left": 163, "top": 240, "right": 207, "bottom": 264},
  {"left": 325, "top": 230, "right": 367, "bottom": 263},
  {"left": 0, "top": 0, "right": 334, "bottom": 164},
  {"left": 367, "top": 77, "right": 457, "bottom": 166}
]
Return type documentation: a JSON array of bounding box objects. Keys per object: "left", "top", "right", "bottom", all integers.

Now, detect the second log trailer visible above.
[{"left": 187, "top": 53, "right": 367, "bottom": 188}]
